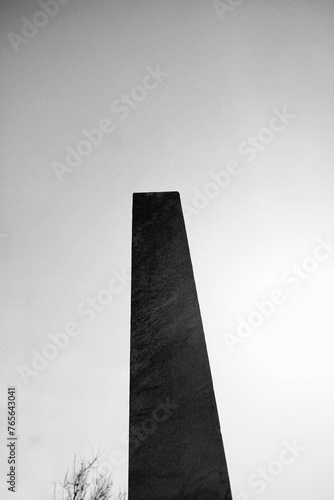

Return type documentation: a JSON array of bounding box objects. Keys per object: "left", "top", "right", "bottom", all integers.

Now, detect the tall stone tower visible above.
[{"left": 129, "top": 192, "right": 232, "bottom": 500}]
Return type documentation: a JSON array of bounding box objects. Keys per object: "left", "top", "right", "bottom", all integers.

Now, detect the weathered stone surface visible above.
[{"left": 129, "top": 192, "right": 232, "bottom": 500}]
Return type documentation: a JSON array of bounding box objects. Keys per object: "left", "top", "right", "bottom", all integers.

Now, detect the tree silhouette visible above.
[{"left": 54, "top": 453, "right": 127, "bottom": 500}]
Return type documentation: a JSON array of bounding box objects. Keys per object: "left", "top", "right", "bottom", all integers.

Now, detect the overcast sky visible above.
[{"left": 1, "top": 1, "right": 334, "bottom": 499}]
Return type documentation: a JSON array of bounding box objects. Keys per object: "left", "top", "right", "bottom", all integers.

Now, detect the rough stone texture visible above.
[{"left": 129, "top": 192, "right": 232, "bottom": 500}]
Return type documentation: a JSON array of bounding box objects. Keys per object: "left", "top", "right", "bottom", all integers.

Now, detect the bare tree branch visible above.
[{"left": 54, "top": 453, "right": 126, "bottom": 500}]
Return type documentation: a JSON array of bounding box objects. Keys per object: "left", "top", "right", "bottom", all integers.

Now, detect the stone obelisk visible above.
[{"left": 129, "top": 192, "right": 232, "bottom": 500}]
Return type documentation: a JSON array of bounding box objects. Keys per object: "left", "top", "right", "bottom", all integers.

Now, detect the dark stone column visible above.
[{"left": 129, "top": 192, "right": 232, "bottom": 500}]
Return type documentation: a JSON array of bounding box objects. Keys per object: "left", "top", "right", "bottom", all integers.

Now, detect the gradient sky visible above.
[{"left": 1, "top": 1, "right": 334, "bottom": 499}]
